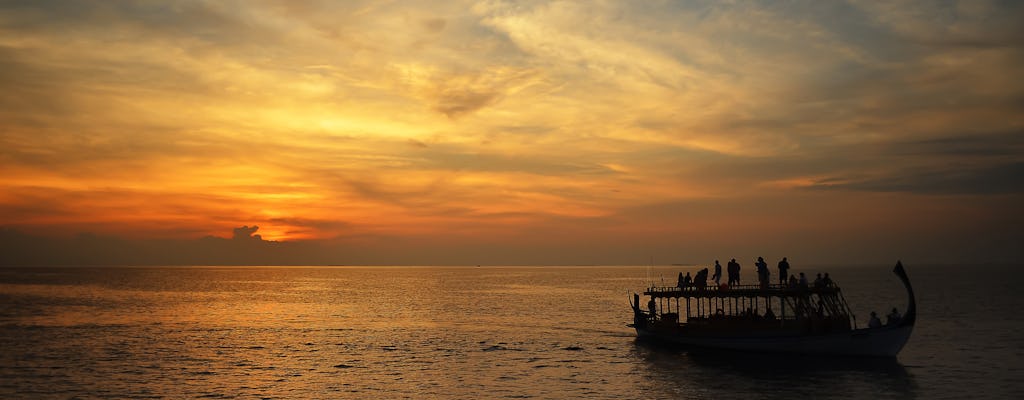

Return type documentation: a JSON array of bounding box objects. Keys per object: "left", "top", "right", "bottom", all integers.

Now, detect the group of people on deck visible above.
[
  {"left": 675, "top": 257, "right": 836, "bottom": 291},
  {"left": 676, "top": 268, "right": 709, "bottom": 289},
  {"left": 868, "top": 308, "right": 902, "bottom": 328}
]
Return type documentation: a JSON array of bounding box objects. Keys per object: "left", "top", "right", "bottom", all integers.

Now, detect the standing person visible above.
[
  {"left": 726, "top": 259, "right": 736, "bottom": 285},
  {"left": 777, "top": 257, "right": 790, "bottom": 285},
  {"left": 755, "top": 257, "right": 769, "bottom": 288},
  {"left": 712, "top": 260, "right": 722, "bottom": 285}
]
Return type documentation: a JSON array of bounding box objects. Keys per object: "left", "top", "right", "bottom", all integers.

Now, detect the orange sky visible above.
[{"left": 1, "top": 1, "right": 1022, "bottom": 264}]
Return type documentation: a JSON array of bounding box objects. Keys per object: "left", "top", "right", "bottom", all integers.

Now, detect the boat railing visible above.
[{"left": 644, "top": 283, "right": 840, "bottom": 297}]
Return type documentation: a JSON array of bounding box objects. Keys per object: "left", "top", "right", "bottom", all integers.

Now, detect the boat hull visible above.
[
  {"left": 632, "top": 262, "right": 917, "bottom": 357},
  {"left": 635, "top": 324, "right": 913, "bottom": 357}
]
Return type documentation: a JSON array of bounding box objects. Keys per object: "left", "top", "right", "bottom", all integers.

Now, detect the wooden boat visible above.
[{"left": 629, "top": 261, "right": 916, "bottom": 357}]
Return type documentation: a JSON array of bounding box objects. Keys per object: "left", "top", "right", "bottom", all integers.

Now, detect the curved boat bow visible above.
[{"left": 893, "top": 261, "right": 916, "bottom": 328}]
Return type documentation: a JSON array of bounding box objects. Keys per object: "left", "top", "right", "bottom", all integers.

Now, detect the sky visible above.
[{"left": 1, "top": 0, "right": 1022, "bottom": 266}]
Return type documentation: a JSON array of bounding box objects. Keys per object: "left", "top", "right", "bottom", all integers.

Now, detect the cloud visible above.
[
  {"left": 807, "top": 162, "right": 1024, "bottom": 195},
  {"left": 886, "top": 131, "right": 1024, "bottom": 157},
  {"left": 391, "top": 64, "right": 543, "bottom": 118},
  {"left": 232, "top": 225, "right": 262, "bottom": 241},
  {"left": 422, "top": 17, "right": 447, "bottom": 33}
]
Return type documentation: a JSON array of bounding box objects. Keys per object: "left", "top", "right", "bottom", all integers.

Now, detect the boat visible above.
[{"left": 629, "top": 261, "right": 916, "bottom": 357}]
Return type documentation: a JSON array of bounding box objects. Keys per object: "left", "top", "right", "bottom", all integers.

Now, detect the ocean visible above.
[{"left": 0, "top": 264, "right": 1021, "bottom": 399}]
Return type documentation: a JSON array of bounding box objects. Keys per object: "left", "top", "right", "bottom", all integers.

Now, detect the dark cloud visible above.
[
  {"left": 886, "top": 131, "right": 1024, "bottom": 157},
  {"left": 422, "top": 17, "right": 447, "bottom": 33},
  {"left": 808, "top": 162, "right": 1024, "bottom": 195},
  {"left": 785, "top": 131, "right": 1024, "bottom": 195},
  {"left": 433, "top": 89, "right": 498, "bottom": 118},
  {"left": 424, "top": 68, "right": 538, "bottom": 118},
  {"left": 232, "top": 225, "right": 262, "bottom": 241}
]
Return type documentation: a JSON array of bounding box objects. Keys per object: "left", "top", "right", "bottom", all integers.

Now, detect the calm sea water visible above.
[{"left": 0, "top": 264, "right": 1021, "bottom": 399}]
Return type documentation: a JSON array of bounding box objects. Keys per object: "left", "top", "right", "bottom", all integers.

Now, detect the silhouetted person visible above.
[
  {"left": 868, "top": 311, "right": 882, "bottom": 328},
  {"left": 822, "top": 273, "right": 833, "bottom": 287},
  {"left": 755, "top": 256, "right": 769, "bottom": 288},
  {"left": 694, "top": 268, "right": 708, "bottom": 289},
  {"left": 765, "top": 307, "right": 776, "bottom": 320},
  {"left": 683, "top": 272, "right": 692, "bottom": 289},
  {"left": 887, "top": 307, "right": 901, "bottom": 325},
  {"left": 727, "top": 259, "right": 741, "bottom": 285},
  {"left": 777, "top": 257, "right": 790, "bottom": 284},
  {"left": 799, "top": 272, "right": 808, "bottom": 289},
  {"left": 788, "top": 274, "right": 798, "bottom": 288},
  {"left": 814, "top": 273, "right": 824, "bottom": 289},
  {"left": 648, "top": 298, "right": 657, "bottom": 316},
  {"left": 712, "top": 260, "right": 722, "bottom": 285},
  {"left": 677, "top": 272, "right": 685, "bottom": 288}
]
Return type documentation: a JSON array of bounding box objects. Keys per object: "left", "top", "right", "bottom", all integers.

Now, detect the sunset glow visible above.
[{"left": 1, "top": 1, "right": 1021, "bottom": 265}]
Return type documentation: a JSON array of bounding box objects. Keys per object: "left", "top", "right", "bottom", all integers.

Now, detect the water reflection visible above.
[{"left": 633, "top": 340, "right": 917, "bottom": 399}]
